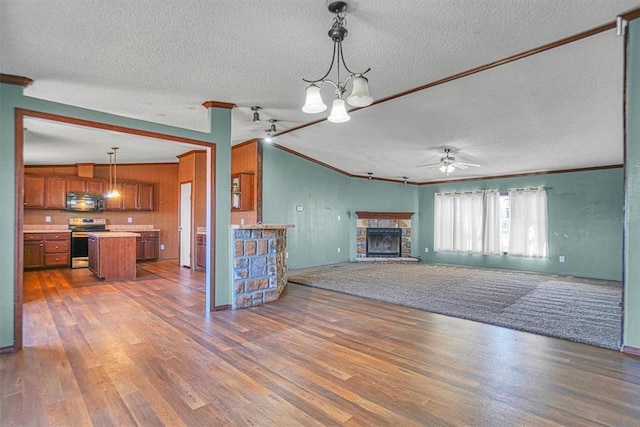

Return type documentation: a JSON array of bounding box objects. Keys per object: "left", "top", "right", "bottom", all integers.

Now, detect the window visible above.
[
  {"left": 508, "top": 187, "right": 548, "bottom": 258},
  {"left": 434, "top": 187, "right": 548, "bottom": 258},
  {"left": 500, "top": 193, "right": 510, "bottom": 254},
  {"left": 434, "top": 190, "right": 496, "bottom": 254}
]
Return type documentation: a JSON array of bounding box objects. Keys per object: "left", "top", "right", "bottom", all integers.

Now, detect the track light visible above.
[
  {"left": 251, "top": 106, "right": 262, "bottom": 122},
  {"left": 264, "top": 119, "right": 277, "bottom": 143}
]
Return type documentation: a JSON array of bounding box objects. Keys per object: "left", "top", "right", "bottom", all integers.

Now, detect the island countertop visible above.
[
  {"left": 87, "top": 231, "right": 141, "bottom": 238},
  {"left": 229, "top": 224, "right": 294, "bottom": 230}
]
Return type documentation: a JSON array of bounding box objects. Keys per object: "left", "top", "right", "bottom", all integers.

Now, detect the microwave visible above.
[{"left": 66, "top": 192, "right": 105, "bottom": 212}]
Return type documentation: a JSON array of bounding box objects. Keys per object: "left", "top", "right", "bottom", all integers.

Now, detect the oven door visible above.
[{"left": 71, "top": 232, "right": 89, "bottom": 268}]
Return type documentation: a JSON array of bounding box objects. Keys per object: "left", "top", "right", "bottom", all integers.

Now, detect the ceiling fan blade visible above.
[
  {"left": 453, "top": 161, "right": 481, "bottom": 168},
  {"left": 416, "top": 162, "right": 441, "bottom": 168}
]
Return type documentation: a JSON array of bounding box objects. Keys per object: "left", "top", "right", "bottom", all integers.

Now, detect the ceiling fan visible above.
[{"left": 416, "top": 148, "right": 481, "bottom": 176}]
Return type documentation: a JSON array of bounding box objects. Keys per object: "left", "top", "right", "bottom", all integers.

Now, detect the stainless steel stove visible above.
[{"left": 68, "top": 218, "right": 107, "bottom": 268}]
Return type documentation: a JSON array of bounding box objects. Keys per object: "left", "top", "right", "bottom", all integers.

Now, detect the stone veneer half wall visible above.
[
  {"left": 355, "top": 211, "right": 414, "bottom": 259},
  {"left": 230, "top": 224, "right": 293, "bottom": 309}
]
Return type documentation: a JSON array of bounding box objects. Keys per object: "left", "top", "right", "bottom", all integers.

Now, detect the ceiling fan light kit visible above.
[
  {"left": 418, "top": 148, "right": 481, "bottom": 176},
  {"left": 302, "top": 1, "right": 373, "bottom": 123}
]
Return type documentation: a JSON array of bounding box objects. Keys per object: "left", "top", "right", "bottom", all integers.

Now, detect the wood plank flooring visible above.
[{"left": 2, "top": 260, "right": 640, "bottom": 426}]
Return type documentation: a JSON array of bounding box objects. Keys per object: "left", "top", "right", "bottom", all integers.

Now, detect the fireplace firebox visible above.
[{"left": 366, "top": 228, "right": 402, "bottom": 257}]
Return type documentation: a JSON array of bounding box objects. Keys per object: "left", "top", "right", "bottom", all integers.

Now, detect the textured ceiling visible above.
[{"left": 1, "top": 0, "right": 637, "bottom": 181}]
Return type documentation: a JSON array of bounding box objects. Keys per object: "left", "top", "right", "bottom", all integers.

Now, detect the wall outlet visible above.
[
  {"left": 296, "top": 205, "right": 304, "bottom": 212},
  {"left": 285, "top": 252, "right": 289, "bottom": 259},
  {"left": 45, "top": 216, "right": 51, "bottom": 223},
  {"left": 160, "top": 244, "right": 165, "bottom": 250},
  {"left": 127, "top": 217, "right": 133, "bottom": 223},
  {"left": 337, "top": 215, "right": 341, "bottom": 221},
  {"left": 424, "top": 247, "right": 429, "bottom": 253},
  {"left": 337, "top": 247, "right": 341, "bottom": 253},
  {"left": 559, "top": 255, "right": 566, "bottom": 263}
]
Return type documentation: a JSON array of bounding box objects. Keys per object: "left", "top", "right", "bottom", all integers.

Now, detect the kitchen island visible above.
[{"left": 87, "top": 232, "right": 140, "bottom": 280}]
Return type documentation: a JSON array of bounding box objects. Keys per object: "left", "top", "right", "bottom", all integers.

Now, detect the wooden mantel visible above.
[{"left": 355, "top": 211, "right": 414, "bottom": 219}]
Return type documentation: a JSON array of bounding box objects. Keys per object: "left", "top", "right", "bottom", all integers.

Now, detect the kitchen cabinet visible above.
[
  {"left": 196, "top": 234, "right": 206, "bottom": 270},
  {"left": 136, "top": 231, "right": 159, "bottom": 261},
  {"left": 67, "top": 177, "right": 105, "bottom": 194},
  {"left": 123, "top": 183, "right": 154, "bottom": 211},
  {"left": 24, "top": 234, "right": 44, "bottom": 269},
  {"left": 24, "top": 175, "right": 45, "bottom": 208},
  {"left": 43, "top": 233, "right": 70, "bottom": 267},
  {"left": 45, "top": 176, "right": 67, "bottom": 209},
  {"left": 23, "top": 232, "right": 70, "bottom": 269},
  {"left": 88, "top": 232, "right": 137, "bottom": 280},
  {"left": 231, "top": 172, "right": 254, "bottom": 211},
  {"left": 104, "top": 183, "right": 123, "bottom": 210},
  {"left": 23, "top": 172, "right": 154, "bottom": 211}
]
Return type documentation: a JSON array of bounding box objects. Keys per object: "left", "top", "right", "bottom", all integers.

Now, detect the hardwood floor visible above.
[{"left": 3, "top": 261, "right": 640, "bottom": 426}]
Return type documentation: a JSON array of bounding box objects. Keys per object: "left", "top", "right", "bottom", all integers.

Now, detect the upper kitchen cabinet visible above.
[
  {"left": 122, "top": 182, "right": 154, "bottom": 211},
  {"left": 67, "top": 177, "right": 105, "bottom": 194},
  {"left": 24, "top": 174, "right": 67, "bottom": 209},
  {"left": 24, "top": 174, "right": 45, "bottom": 208},
  {"left": 45, "top": 176, "right": 67, "bottom": 209},
  {"left": 104, "top": 183, "right": 123, "bottom": 211}
]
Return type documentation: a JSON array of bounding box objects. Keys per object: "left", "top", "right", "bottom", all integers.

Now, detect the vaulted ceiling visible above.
[{"left": 2, "top": 1, "right": 638, "bottom": 182}]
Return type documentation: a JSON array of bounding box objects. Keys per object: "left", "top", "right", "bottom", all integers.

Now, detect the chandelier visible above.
[{"left": 302, "top": 1, "right": 373, "bottom": 123}]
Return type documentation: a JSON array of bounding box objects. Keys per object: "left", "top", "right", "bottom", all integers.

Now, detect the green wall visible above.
[
  {"left": 0, "top": 83, "right": 232, "bottom": 349},
  {"left": 417, "top": 169, "right": 624, "bottom": 281},
  {"left": 624, "top": 19, "right": 640, "bottom": 349},
  {"left": 262, "top": 144, "right": 419, "bottom": 268},
  {"left": 262, "top": 142, "right": 623, "bottom": 281}
]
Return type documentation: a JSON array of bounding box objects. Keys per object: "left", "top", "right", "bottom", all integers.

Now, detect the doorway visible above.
[
  {"left": 14, "top": 109, "right": 218, "bottom": 350},
  {"left": 180, "top": 181, "right": 192, "bottom": 268}
]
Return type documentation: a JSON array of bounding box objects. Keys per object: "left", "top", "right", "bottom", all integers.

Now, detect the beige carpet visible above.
[{"left": 288, "top": 262, "right": 623, "bottom": 350}]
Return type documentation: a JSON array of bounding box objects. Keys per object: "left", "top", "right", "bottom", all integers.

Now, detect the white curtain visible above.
[
  {"left": 482, "top": 189, "right": 502, "bottom": 255},
  {"left": 508, "top": 187, "right": 548, "bottom": 258},
  {"left": 434, "top": 191, "right": 485, "bottom": 253}
]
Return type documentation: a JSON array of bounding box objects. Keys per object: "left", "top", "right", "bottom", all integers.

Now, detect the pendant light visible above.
[
  {"left": 302, "top": 1, "right": 373, "bottom": 123},
  {"left": 106, "top": 147, "right": 120, "bottom": 198}
]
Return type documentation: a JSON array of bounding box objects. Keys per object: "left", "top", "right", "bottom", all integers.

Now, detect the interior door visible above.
[{"left": 179, "top": 182, "right": 192, "bottom": 268}]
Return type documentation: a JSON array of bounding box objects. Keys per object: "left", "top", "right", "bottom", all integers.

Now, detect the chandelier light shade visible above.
[
  {"left": 302, "top": 1, "right": 372, "bottom": 122},
  {"left": 327, "top": 98, "right": 350, "bottom": 123},
  {"left": 347, "top": 75, "right": 373, "bottom": 107},
  {"left": 302, "top": 83, "right": 327, "bottom": 113}
]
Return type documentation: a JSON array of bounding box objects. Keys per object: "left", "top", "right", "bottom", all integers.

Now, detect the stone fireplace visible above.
[{"left": 356, "top": 211, "right": 415, "bottom": 262}]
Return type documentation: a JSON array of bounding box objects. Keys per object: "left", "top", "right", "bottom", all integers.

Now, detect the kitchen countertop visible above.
[
  {"left": 24, "top": 225, "right": 70, "bottom": 233},
  {"left": 229, "top": 224, "right": 294, "bottom": 230},
  {"left": 107, "top": 225, "right": 159, "bottom": 231},
  {"left": 87, "top": 231, "right": 141, "bottom": 238}
]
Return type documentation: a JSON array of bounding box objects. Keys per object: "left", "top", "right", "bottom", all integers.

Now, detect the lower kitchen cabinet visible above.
[
  {"left": 136, "top": 231, "right": 159, "bottom": 261},
  {"left": 196, "top": 234, "right": 206, "bottom": 271},
  {"left": 24, "top": 235, "right": 44, "bottom": 269},
  {"left": 24, "top": 232, "right": 70, "bottom": 269}
]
